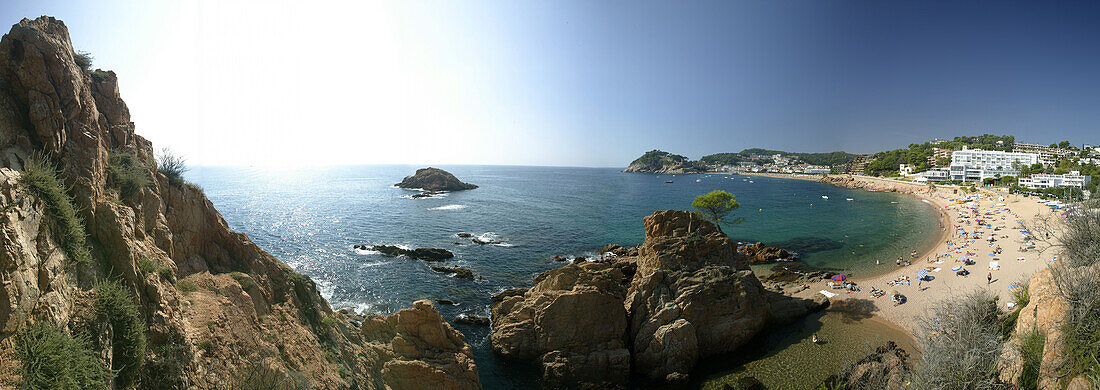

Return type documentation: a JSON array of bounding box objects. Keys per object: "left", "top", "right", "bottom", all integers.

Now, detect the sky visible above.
[{"left": 3, "top": 1, "right": 1100, "bottom": 167}]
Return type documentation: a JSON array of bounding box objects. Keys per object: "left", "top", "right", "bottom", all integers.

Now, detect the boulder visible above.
[
  {"left": 454, "top": 314, "right": 490, "bottom": 326},
  {"left": 395, "top": 168, "right": 477, "bottom": 192}
]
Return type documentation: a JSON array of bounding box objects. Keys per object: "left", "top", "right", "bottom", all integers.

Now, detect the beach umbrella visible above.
[
  {"left": 831, "top": 274, "right": 846, "bottom": 282},
  {"left": 917, "top": 269, "right": 929, "bottom": 279},
  {"left": 951, "top": 265, "right": 963, "bottom": 271}
]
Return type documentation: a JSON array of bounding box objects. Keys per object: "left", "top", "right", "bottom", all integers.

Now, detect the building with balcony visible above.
[
  {"left": 1013, "top": 142, "right": 1077, "bottom": 166},
  {"left": 1018, "top": 171, "right": 1092, "bottom": 189},
  {"left": 948, "top": 147, "right": 1039, "bottom": 181}
]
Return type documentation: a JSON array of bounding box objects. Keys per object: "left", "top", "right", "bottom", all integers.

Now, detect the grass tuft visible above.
[
  {"left": 21, "top": 152, "right": 92, "bottom": 264},
  {"left": 73, "top": 50, "right": 93, "bottom": 73},
  {"left": 1017, "top": 329, "right": 1046, "bottom": 390},
  {"left": 156, "top": 148, "right": 188, "bottom": 186},
  {"left": 14, "top": 323, "right": 110, "bottom": 390}
]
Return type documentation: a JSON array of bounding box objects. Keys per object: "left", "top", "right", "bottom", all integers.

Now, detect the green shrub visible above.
[
  {"left": 108, "top": 150, "right": 151, "bottom": 199},
  {"left": 913, "top": 290, "right": 1004, "bottom": 389},
  {"left": 21, "top": 152, "right": 92, "bottom": 264},
  {"left": 73, "top": 50, "right": 93, "bottom": 73},
  {"left": 94, "top": 280, "right": 147, "bottom": 388},
  {"left": 1017, "top": 329, "right": 1046, "bottom": 389},
  {"left": 231, "top": 361, "right": 310, "bottom": 390},
  {"left": 198, "top": 340, "right": 214, "bottom": 353},
  {"left": 139, "top": 341, "right": 191, "bottom": 390},
  {"left": 230, "top": 272, "right": 257, "bottom": 291},
  {"left": 156, "top": 147, "right": 188, "bottom": 186},
  {"left": 176, "top": 280, "right": 198, "bottom": 295},
  {"left": 14, "top": 323, "right": 110, "bottom": 390},
  {"left": 138, "top": 258, "right": 176, "bottom": 283}
]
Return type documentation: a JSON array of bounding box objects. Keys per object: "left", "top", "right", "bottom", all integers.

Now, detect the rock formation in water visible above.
[
  {"left": 360, "top": 245, "right": 454, "bottom": 261},
  {"left": 489, "top": 210, "right": 827, "bottom": 387},
  {"left": 0, "top": 17, "right": 478, "bottom": 389},
  {"left": 395, "top": 167, "right": 478, "bottom": 191},
  {"left": 622, "top": 150, "right": 705, "bottom": 174},
  {"left": 818, "top": 341, "right": 913, "bottom": 389}
]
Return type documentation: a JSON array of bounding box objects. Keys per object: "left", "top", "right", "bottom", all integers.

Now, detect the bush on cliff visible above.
[
  {"left": 14, "top": 323, "right": 110, "bottom": 390},
  {"left": 108, "top": 150, "right": 152, "bottom": 198},
  {"left": 913, "top": 290, "right": 1005, "bottom": 389},
  {"left": 72, "top": 50, "right": 93, "bottom": 73},
  {"left": 21, "top": 152, "right": 92, "bottom": 264},
  {"left": 231, "top": 361, "right": 310, "bottom": 390},
  {"left": 157, "top": 147, "right": 189, "bottom": 186},
  {"left": 94, "top": 280, "right": 147, "bottom": 388}
]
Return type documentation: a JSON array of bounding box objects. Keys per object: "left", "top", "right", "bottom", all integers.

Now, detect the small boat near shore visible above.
[
  {"left": 821, "top": 195, "right": 829, "bottom": 199},
  {"left": 665, "top": 180, "right": 674, "bottom": 183}
]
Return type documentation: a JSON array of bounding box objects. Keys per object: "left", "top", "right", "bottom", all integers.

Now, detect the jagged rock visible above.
[
  {"left": 395, "top": 168, "right": 477, "bottom": 192},
  {"left": 819, "top": 341, "right": 912, "bottom": 389},
  {"left": 431, "top": 266, "right": 475, "bottom": 279},
  {"left": 471, "top": 237, "right": 499, "bottom": 245},
  {"left": 369, "top": 245, "right": 454, "bottom": 261},
  {"left": 456, "top": 232, "right": 473, "bottom": 238},
  {"left": 491, "top": 287, "right": 527, "bottom": 302},
  {"left": 0, "top": 17, "right": 479, "bottom": 389},
  {"left": 601, "top": 243, "right": 638, "bottom": 257},
  {"left": 737, "top": 242, "right": 794, "bottom": 264},
  {"left": 435, "top": 299, "right": 457, "bottom": 305}
]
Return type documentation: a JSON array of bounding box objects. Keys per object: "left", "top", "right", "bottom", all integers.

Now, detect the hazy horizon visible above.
[{"left": 3, "top": 1, "right": 1099, "bottom": 168}]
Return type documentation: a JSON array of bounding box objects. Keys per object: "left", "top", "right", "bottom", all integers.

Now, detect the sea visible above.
[{"left": 187, "top": 165, "right": 942, "bottom": 389}]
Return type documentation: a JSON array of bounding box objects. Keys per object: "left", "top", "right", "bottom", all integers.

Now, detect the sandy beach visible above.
[{"left": 749, "top": 173, "right": 1056, "bottom": 336}]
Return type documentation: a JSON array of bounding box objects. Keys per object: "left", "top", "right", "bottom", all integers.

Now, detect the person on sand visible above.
[
  {"left": 812, "top": 334, "right": 819, "bottom": 344},
  {"left": 987, "top": 272, "right": 992, "bottom": 285}
]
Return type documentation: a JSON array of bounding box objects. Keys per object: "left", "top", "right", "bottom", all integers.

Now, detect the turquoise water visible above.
[{"left": 187, "top": 165, "right": 940, "bottom": 388}]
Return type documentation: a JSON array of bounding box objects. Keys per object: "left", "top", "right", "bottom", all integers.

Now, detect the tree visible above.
[{"left": 692, "top": 190, "right": 744, "bottom": 234}]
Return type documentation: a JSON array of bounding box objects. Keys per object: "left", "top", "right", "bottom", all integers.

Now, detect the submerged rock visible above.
[
  {"left": 368, "top": 245, "right": 454, "bottom": 261},
  {"left": 454, "top": 314, "right": 490, "bottom": 326},
  {"left": 395, "top": 167, "right": 478, "bottom": 192},
  {"left": 818, "top": 341, "right": 912, "bottom": 389},
  {"left": 431, "top": 265, "right": 475, "bottom": 279}
]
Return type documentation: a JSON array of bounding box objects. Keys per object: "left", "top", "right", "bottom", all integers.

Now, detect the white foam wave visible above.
[
  {"left": 354, "top": 248, "right": 381, "bottom": 255},
  {"left": 431, "top": 204, "right": 467, "bottom": 210}
]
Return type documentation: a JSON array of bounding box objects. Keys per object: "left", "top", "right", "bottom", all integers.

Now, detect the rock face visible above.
[
  {"left": 819, "top": 341, "right": 912, "bottom": 389},
  {"left": 737, "top": 242, "right": 794, "bottom": 264},
  {"left": 622, "top": 150, "right": 705, "bottom": 174},
  {"left": 0, "top": 17, "right": 479, "bottom": 389},
  {"left": 490, "top": 210, "right": 784, "bottom": 387},
  {"left": 395, "top": 167, "right": 477, "bottom": 192}
]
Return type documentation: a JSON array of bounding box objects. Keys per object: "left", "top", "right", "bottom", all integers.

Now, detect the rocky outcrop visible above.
[
  {"left": 737, "top": 242, "right": 794, "bottom": 264},
  {"left": 395, "top": 167, "right": 477, "bottom": 192},
  {"left": 0, "top": 17, "right": 479, "bottom": 389},
  {"left": 622, "top": 150, "right": 705, "bottom": 174},
  {"left": 819, "top": 341, "right": 912, "bottom": 389},
  {"left": 490, "top": 261, "right": 634, "bottom": 388},
  {"left": 491, "top": 210, "right": 793, "bottom": 387},
  {"left": 431, "top": 266, "right": 475, "bottom": 279}
]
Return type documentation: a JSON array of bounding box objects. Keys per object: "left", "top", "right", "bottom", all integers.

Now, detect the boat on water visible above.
[
  {"left": 846, "top": 198, "right": 854, "bottom": 201},
  {"left": 695, "top": 179, "right": 701, "bottom": 182},
  {"left": 890, "top": 201, "right": 899, "bottom": 204},
  {"left": 665, "top": 180, "right": 674, "bottom": 183},
  {"left": 821, "top": 195, "right": 829, "bottom": 199}
]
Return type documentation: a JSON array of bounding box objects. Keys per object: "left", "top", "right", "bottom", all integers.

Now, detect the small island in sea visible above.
[{"left": 396, "top": 167, "right": 478, "bottom": 191}]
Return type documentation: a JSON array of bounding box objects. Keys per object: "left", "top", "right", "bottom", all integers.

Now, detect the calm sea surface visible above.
[{"left": 187, "top": 165, "right": 940, "bottom": 388}]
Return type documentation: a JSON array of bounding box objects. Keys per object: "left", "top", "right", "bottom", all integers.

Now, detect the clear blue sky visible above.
[{"left": 3, "top": 1, "right": 1099, "bottom": 167}]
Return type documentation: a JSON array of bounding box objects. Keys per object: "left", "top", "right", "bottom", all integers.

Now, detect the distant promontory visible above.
[
  {"left": 396, "top": 167, "right": 478, "bottom": 191},
  {"left": 622, "top": 150, "right": 705, "bottom": 174}
]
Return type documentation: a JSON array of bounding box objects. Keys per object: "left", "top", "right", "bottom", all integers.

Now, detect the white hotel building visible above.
[
  {"left": 1018, "top": 171, "right": 1092, "bottom": 189},
  {"left": 920, "top": 146, "right": 1040, "bottom": 182}
]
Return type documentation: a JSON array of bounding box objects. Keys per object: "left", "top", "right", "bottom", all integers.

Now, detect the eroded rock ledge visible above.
[{"left": 489, "top": 210, "right": 827, "bottom": 388}]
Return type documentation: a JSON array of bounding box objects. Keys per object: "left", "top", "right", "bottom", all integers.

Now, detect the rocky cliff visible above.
[
  {"left": 489, "top": 210, "right": 826, "bottom": 387},
  {"left": 0, "top": 16, "right": 479, "bottom": 389},
  {"left": 622, "top": 150, "right": 705, "bottom": 174}
]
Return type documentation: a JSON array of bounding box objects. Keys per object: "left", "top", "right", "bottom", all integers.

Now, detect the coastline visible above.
[{"left": 747, "top": 173, "right": 1052, "bottom": 337}]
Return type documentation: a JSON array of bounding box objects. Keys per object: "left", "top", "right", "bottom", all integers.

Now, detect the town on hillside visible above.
[{"left": 634, "top": 135, "right": 1098, "bottom": 200}]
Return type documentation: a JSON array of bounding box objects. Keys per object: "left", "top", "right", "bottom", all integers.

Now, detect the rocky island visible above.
[
  {"left": 621, "top": 149, "right": 705, "bottom": 174},
  {"left": 395, "top": 167, "right": 478, "bottom": 192},
  {"left": 0, "top": 17, "right": 478, "bottom": 389}
]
